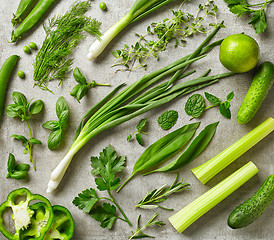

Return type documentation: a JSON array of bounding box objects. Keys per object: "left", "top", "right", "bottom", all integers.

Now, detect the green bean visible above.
[
  {"left": 0, "top": 55, "right": 20, "bottom": 119},
  {"left": 11, "top": 0, "right": 35, "bottom": 26},
  {"left": 11, "top": 0, "right": 56, "bottom": 43}
]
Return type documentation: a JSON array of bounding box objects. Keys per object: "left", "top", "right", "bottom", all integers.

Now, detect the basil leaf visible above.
[
  {"left": 10, "top": 171, "right": 29, "bottom": 180},
  {"left": 59, "top": 110, "right": 69, "bottom": 129},
  {"left": 48, "top": 129, "right": 63, "bottom": 150},
  {"left": 42, "top": 120, "right": 60, "bottom": 131},
  {"left": 7, "top": 153, "right": 16, "bottom": 173},
  {"left": 185, "top": 94, "right": 205, "bottom": 118},
  {"left": 11, "top": 134, "right": 28, "bottom": 143},
  {"left": 204, "top": 92, "right": 220, "bottom": 104},
  {"left": 30, "top": 100, "right": 44, "bottom": 115},
  {"left": 226, "top": 91, "right": 234, "bottom": 101},
  {"left": 136, "top": 119, "right": 147, "bottom": 131},
  {"left": 6, "top": 104, "right": 22, "bottom": 118},
  {"left": 12, "top": 91, "right": 27, "bottom": 106},
  {"left": 76, "top": 85, "right": 88, "bottom": 102},
  {"left": 15, "top": 163, "right": 30, "bottom": 171},
  {"left": 219, "top": 103, "right": 231, "bottom": 119},
  {"left": 70, "top": 84, "right": 82, "bottom": 98},
  {"left": 56, "top": 96, "right": 69, "bottom": 119},
  {"left": 73, "top": 67, "right": 87, "bottom": 84},
  {"left": 28, "top": 138, "right": 42, "bottom": 145}
]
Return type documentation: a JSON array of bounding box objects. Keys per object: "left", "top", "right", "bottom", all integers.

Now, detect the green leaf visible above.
[
  {"left": 226, "top": 91, "right": 234, "bottom": 101},
  {"left": 6, "top": 104, "right": 20, "bottom": 118},
  {"left": 59, "top": 110, "right": 69, "bottom": 129},
  {"left": 15, "top": 164, "right": 30, "bottom": 171},
  {"left": 56, "top": 96, "right": 69, "bottom": 119},
  {"left": 48, "top": 129, "right": 63, "bottom": 150},
  {"left": 204, "top": 92, "right": 220, "bottom": 104},
  {"left": 7, "top": 153, "right": 16, "bottom": 173},
  {"left": 72, "top": 188, "right": 100, "bottom": 213},
  {"left": 12, "top": 91, "right": 27, "bottom": 106},
  {"left": 185, "top": 94, "right": 205, "bottom": 118},
  {"left": 42, "top": 120, "right": 60, "bottom": 131},
  {"left": 10, "top": 171, "right": 29, "bottom": 180},
  {"left": 127, "top": 134, "right": 133, "bottom": 141},
  {"left": 30, "top": 100, "right": 44, "bottom": 115},
  {"left": 11, "top": 134, "right": 28, "bottom": 143},
  {"left": 28, "top": 138, "right": 42, "bottom": 145},
  {"left": 136, "top": 133, "right": 144, "bottom": 146},
  {"left": 219, "top": 103, "right": 231, "bottom": 119},
  {"left": 249, "top": 10, "right": 267, "bottom": 34},
  {"left": 229, "top": 5, "right": 249, "bottom": 17},
  {"left": 90, "top": 203, "right": 118, "bottom": 229},
  {"left": 95, "top": 178, "right": 108, "bottom": 191},
  {"left": 70, "top": 84, "right": 82, "bottom": 98},
  {"left": 76, "top": 85, "right": 88, "bottom": 102},
  {"left": 73, "top": 67, "right": 87, "bottom": 84},
  {"left": 136, "top": 119, "right": 147, "bottom": 131},
  {"left": 157, "top": 110, "right": 178, "bottom": 130}
]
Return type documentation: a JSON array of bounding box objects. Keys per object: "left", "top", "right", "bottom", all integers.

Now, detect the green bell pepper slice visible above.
[
  {"left": 44, "top": 205, "right": 75, "bottom": 240},
  {"left": 0, "top": 188, "right": 53, "bottom": 240}
]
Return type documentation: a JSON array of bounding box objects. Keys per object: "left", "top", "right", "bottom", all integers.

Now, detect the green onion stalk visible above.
[
  {"left": 87, "top": 0, "right": 177, "bottom": 60},
  {"left": 47, "top": 24, "right": 233, "bottom": 193}
]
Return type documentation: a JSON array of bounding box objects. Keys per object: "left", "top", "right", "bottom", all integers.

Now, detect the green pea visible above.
[
  {"left": 23, "top": 46, "right": 31, "bottom": 54},
  {"left": 18, "top": 71, "right": 25, "bottom": 79},
  {"left": 28, "top": 42, "right": 37, "bottom": 50},
  {"left": 99, "top": 2, "right": 107, "bottom": 11}
]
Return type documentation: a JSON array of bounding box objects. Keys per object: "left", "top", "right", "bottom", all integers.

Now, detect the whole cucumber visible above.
[
  {"left": 237, "top": 61, "right": 274, "bottom": 124},
  {"left": 228, "top": 175, "right": 274, "bottom": 229}
]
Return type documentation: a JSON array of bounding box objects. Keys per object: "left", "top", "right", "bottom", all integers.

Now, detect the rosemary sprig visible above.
[
  {"left": 135, "top": 174, "right": 190, "bottom": 210},
  {"left": 33, "top": 1, "right": 101, "bottom": 92}
]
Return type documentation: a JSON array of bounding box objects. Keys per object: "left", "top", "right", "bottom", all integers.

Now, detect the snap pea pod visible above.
[
  {"left": 11, "top": 0, "right": 35, "bottom": 26},
  {"left": 0, "top": 55, "right": 20, "bottom": 120},
  {"left": 147, "top": 121, "right": 219, "bottom": 174},
  {"left": 11, "top": 0, "right": 56, "bottom": 42},
  {"left": 117, "top": 122, "right": 200, "bottom": 192}
]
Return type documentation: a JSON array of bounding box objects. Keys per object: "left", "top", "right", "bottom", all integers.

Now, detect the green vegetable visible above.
[
  {"left": 99, "top": 2, "right": 107, "bottom": 11},
  {"left": 237, "top": 61, "right": 274, "bottom": 124},
  {"left": 47, "top": 25, "right": 234, "bottom": 193},
  {"left": 191, "top": 117, "right": 274, "bottom": 184},
  {"left": 23, "top": 46, "right": 31, "bottom": 53},
  {"left": 0, "top": 188, "right": 54, "bottom": 240},
  {"left": 150, "top": 121, "right": 219, "bottom": 173},
  {"left": 169, "top": 161, "right": 258, "bottom": 233},
  {"left": 11, "top": 0, "right": 35, "bottom": 26},
  {"left": 224, "top": 0, "right": 274, "bottom": 34},
  {"left": 43, "top": 96, "right": 69, "bottom": 150},
  {"left": 44, "top": 205, "right": 75, "bottom": 240},
  {"left": 71, "top": 67, "right": 110, "bottom": 102},
  {"left": 129, "top": 213, "right": 165, "bottom": 239},
  {"left": 11, "top": 0, "right": 57, "bottom": 42},
  {"left": 127, "top": 118, "right": 148, "bottom": 146},
  {"left": 185, "top": 91, "right": 234, "bottom": 119},
  {"left": 28, "top": 41, "right": 37, "bottom": 49},
  {"left": 73, "top": 145, "right": 131, "bottom": 229},
  {"left": 112, "top": 0, "right": 223, "bottom": 70},
  {"left": 33, "top": 1, "right": 102, "bottom": 92},
  {"left": 6, "top": 91, "right": 44, "bottom": 170},
  {"left": 136, "top": 174, "right": 189, "bottom": 210},
  {"left": 18, "top": 70, "right": 25, "bottom": 79},
  {"left": 88, "top": 0, "right": 178, "bottom": 60},
  {"left": 157, "top": 110, "right": 178, "bottom": 130},
  {"left": 228, "top": 174, "right": 274, "bottom": 229},
  {"left": 117, "top": 122, "right": 200, "bottom": 192},
  {"left": 6, "top": 153, "right": 30, "bottom": 180},
  {"left": 0, "top": 55, "right": 19, "bottom": 120}
]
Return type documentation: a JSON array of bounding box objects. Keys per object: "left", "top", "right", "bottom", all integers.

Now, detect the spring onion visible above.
[
  {"left": 191, "top": 117, "right": 274, "bottom": 184},
  {"left": 87, "top": 0, "right": 176, "bottom": 60},
  {"left": 169, "top": 161, "right": 259, "bottom": 233}
]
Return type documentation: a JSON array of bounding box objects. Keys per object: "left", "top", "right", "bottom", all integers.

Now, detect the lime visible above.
[{"left": 219, "top": 34, "right": 260, "bottom": 73}]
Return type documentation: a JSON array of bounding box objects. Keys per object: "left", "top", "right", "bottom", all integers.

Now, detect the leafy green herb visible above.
[
  {"left": 224, "top": 0, "right": 273, "bottom": 34},
  {"left": 43, "top": 97, "right": 69, "bottom": 150},
  {"left": 129, "top": 213, "right": 165, "bottom": 240},
  {"left": 71, "top": 67, "right": 110, "bottom": 103},
  {"left": 157, "top": 110, "right": 178, "bottom": 130},
  {"left": 73, "top": 145, "right": 131, "bottom": 229},
  {"left": 136, "top": 174, "right": 190, "bottom": 210},
  {"left": 112, "top": 0, "right": 223, "bottom": 70},
  {"left": 127, "top": 119, "right": 148, "bottom": 146},
  {"left": 185, "top": 91, "right": 234, "bottom": 119},
  {"left": 6, "top": 153, "right": 30, "bottom": 180},
  {"left": 6, "top": 91, "right": 44, "bottom": 170},
  {"left": 33, "top": 1, "right": 101, "bottom": 92}
]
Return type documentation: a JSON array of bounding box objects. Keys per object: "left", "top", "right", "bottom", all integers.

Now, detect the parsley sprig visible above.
[
  {"left": 225, "top": 0, "right": 274, "bottom": 33},
  {"left": 73, "top": 145, "right": 131, "bottom": 229}
]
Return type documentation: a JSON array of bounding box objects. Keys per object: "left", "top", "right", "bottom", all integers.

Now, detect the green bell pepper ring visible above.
[
  {"left": 0, "top": 188, "right": 53, "bottom": 240},
  {"left": 44, "top": 205, "right": 75, "bottom": 240}
]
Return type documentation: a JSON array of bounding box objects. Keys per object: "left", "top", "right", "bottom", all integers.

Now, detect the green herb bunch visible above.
[
  {"left": 33, "top": 1, "right": 101, "bottom": 92},
  {"left": 73, "top": 145, "right": 131, "bottom": 229},
  {"left": 127, "top": 119, "right": 148, "bottom": 146},
  {"left": 6, "top": 153, "right": 30, "bottom": 180},
  {"left": 6, "top": 92, "right": 43, "bottom": 170},
  {"left": 112, "top": 0, "right": 222, "bottom": 70},
  {"left": 224, "top": 0, "right": 274, "bottom": 34},
  {"left": 42, "top": 97, "right": 69, "bottom": 150}
]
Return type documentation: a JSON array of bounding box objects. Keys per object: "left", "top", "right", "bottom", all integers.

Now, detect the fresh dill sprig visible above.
[{"left": 33, "top": 1, "right": 101, "bottom": 92}]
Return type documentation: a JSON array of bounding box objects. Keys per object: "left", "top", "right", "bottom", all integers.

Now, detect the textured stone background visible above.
[{"left": 0, "top": 0, "right": 273, "bottom": 239}]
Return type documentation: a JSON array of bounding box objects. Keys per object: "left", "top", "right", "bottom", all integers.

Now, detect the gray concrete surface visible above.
[{"left": 0, "top": 0, "right": 273, "bottom": 239}]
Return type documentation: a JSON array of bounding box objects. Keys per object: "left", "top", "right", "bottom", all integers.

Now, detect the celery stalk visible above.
[
  {"left": 191, "top": 117, "right": 274, "bottom": 184},
  {"left": 169, "top": 161, "right": 258, "bottom": 233}
]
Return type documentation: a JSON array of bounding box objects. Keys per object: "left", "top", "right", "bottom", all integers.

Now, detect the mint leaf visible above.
[
  {"left": 185, "top": 94, "right": 205, "bottom": 118},
  {"left": 157, "top": 110, "right": 178, "bottom": 130},
  {"left": 136, "top": 133, "right": 144, "bottom": 146},
  {"left": 219, "top": 103, "right": 232, "bottom": 119},
  {"left": 136, "top": 119, "right": 147, "bottom": 131},
  {"left": 226, "top": 91, "right": 234, "bottom": 101},
  {"left": 204, "top": 92, "right": 220, "bottom": 104}
]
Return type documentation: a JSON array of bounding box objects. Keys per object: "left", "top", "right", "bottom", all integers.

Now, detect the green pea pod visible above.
[
  {"left": 11, "top": 0, "right": 35, "bottom": 26},
  {"left": 148, "top": 121, "right": 219, "bottom": 173},
  {"left": 117, "top": 122, "right": 200, "bottom": 192},
  {"left": 0, "top": 55, "right": 20, "bottom": 120},
  {"left": 11, "top": 0, "right": 56, "bottom": 42}
]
